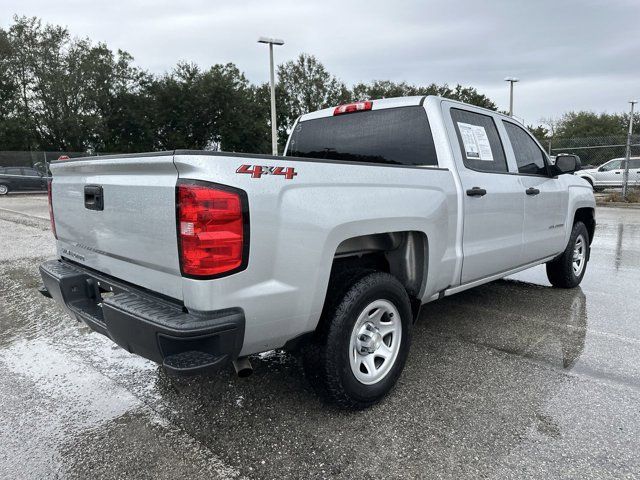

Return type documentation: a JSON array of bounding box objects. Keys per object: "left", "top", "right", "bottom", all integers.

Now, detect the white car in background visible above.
[{"left": 577, "top": 157, "right": 640, "bottom": 190}]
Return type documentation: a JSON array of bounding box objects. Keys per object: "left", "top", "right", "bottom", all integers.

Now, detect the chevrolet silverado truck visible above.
[{"left": 39, "top": 96, "right": 595, "bottom": 408}]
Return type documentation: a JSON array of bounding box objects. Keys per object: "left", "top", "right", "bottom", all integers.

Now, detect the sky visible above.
[{"left": 2, "top": 0, "right": 639, "bottom": 127}]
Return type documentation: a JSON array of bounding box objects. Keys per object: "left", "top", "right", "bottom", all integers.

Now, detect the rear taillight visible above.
[
  {"left": 333, "top": 101, "right": 372, "bottom": 115},
  {"left": 47, "top": 179, "right": 57, "bottom": 239},
  {"left": 177, "top": 181, "right": 248, "bottom": 278}
]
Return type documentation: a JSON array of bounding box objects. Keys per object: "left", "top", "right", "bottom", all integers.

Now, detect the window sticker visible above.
[{"left": 457, "top": 122, "right": 494, "bottom": 161}]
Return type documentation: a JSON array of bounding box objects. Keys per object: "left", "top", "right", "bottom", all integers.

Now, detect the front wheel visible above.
[
  {"left": 303, "top": 270, "right": 412, "bottom": 409},
  {"left": 546, "top": 221, "right": 589, "bottom": 288},
  {"left": 0, "top": 184, "right": 8, "bottom": 195}
]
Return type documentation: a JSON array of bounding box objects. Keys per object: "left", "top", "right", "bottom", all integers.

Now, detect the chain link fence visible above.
[{"left": 548, "top": 134, "right": 640, "bottom": 168}]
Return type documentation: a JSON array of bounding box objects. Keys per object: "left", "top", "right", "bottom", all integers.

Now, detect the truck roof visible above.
[
  {"left": 298, "top": 95, "right": 511, "bottom": 123},
  {"left": 299, "top": 96, "right": 425, "bottom": 122}
]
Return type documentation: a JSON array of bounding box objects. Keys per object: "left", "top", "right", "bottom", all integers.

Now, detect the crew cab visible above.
[
  {"left": 0, "top": 166, "right": 49, "bottom": 195},
  {"left": 577, "top": 157, "right": 640, "bottom": 191},
  {"left": 39, "top": 96, "right": 595, "bottom": 408}
]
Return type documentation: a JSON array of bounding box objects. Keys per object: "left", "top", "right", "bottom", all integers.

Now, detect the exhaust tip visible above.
[{"left": 232, "top": 357, "right": 253, "bottom": 378}]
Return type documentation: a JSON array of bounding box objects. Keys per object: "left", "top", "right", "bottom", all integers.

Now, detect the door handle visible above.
[
  {"left": 615, "top": 171, "right": 621, "bottom": 174},
  {"left": 466, "top": 187, "right": 487, "bottom": 197},
  {"left": 526, "top": 187, "right": 540, "bottom": 196}
]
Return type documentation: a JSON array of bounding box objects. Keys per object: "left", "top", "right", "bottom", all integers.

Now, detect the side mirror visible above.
[
  {"left": 555, "top": 154, "right": 581, "bottom": 174},
  {"left": 598, "top": 166, "right": 605, "bottom": 172}
]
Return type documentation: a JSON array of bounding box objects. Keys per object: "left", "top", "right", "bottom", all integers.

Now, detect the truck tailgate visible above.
[{"left": 50, "top": 154, "right": 183, "bottom": 300}]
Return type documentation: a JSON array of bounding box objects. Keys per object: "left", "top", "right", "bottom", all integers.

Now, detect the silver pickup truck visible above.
[{"left": 39, "top": 96, "right": 595, "bottom": 408}]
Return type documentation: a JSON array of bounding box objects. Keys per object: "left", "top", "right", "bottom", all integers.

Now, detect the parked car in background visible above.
[
  {"left": 0, "top": 166, "right": 49, "bottom": 195},
  {"left": 577, "top": 157, "right": 640, "bottom": 190}
]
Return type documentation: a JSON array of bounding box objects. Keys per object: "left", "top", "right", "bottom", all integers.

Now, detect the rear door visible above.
[
  {"left": 445, "top": 104, "right": 525, "bottom": 284},
  {"left": 502, "top": 120, "right": 567, "bottom": 261}
]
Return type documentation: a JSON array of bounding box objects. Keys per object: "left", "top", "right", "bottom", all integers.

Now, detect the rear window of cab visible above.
[{"left": 287, "top": 106, "right": 438, "bottom": 166}]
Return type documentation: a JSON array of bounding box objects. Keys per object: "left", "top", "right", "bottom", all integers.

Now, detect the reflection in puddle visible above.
[
  {"left": 422, "top": 279, "right": 588, "bottom": 373},
  {"left": 615, "top": 222, "right": 624, "bottom": 270}
]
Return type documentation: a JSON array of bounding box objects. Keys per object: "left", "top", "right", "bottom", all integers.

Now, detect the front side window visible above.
[
  {"left": 5, "top": 167, "right": 22, "bottom": 175},
  {"left": 450, "top": 108, "right": 507, "bottom": 173},
  {"left": 601, "top": 160, "right": 622, "bottom": 171},
  {"left": 287, "top": 106, "right": 438, "bottom": 166},
  {"left": 503, "top": 121, "right": 548, "bottom": 176}
]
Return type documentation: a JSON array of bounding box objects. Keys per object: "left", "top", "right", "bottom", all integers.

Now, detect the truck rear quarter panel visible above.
[{"left": 174, "top": 154, "right": 458, "bottom": 355}]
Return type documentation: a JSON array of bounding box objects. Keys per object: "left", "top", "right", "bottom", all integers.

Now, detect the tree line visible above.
[
  {"left": 0, "top": 16, "right": 497, "bottom": 154},
  {"left": 1, "top": 16, "right": 637, "bottom": 157}
]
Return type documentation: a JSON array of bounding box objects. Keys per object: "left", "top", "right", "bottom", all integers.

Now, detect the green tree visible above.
[
  {"left": 1, "top": 15, "right": 146, "bottom": 152},
  {"left": 537, "top": 111, "right": 640, "bottom": 166},
  {"left": 352, "top": 80, "right": 496, "bottom": 110},
  {"left": 277, "top": 54, "right": 351, "bottom": 133},
  {"left": 554, "top": 111, "right": 630, "bottom": 139},
  {"left": 0, "top": 16, "right": 503, "bottom": 156},
  {"left": 528, "top": 124, "right": 550, "bottom": 146},
  {"left": 0, "top": 28, "right": 30, "bottom": 149},
  {"left": 144, "top": 62, "right": 270, "bottom": 153}
]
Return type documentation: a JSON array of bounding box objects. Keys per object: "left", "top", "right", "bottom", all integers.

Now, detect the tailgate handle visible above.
[
  {"left": 84, "top": 185, "right": 104, "bottom": 211},
  {"left": 466, "top": 187, "right": 487, "bottom": 197}
]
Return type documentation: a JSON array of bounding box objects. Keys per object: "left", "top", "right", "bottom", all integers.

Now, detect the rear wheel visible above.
[
  {"left": 546, "top": 221, "right": 589, "bottom": 288},
  {"left": 303, "top": 270, "right": 412, "bottom": 409},
  {"left": 0, "top": 184, "right": 8, "bottom": 195}
]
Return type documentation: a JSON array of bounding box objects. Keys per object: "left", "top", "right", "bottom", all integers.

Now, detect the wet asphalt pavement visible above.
[{"left": 1, "top": 195, "right": 639, "bottom": 479}]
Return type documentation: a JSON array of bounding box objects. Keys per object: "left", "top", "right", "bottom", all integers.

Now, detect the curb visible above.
[{"left": 596, "top": 202, "right": 640, "bottom": 209}]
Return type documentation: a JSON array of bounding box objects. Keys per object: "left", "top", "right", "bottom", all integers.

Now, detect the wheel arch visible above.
[
  {"left": 328, "top": 230, "right": 428, "bottom": 321},
  {"left": 573, "top": 207, "right": 595, "bottom": 245}
]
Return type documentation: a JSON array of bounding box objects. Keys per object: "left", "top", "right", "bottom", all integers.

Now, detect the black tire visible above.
[
  {"left": 303, "top": 269, "right": 412, "bottom": 409},
  {"left": 583, "top": 178, "right": 604, "bottom": 192},
  {"left": 0, "top": 184, "right": 8, "bottom": 195},
  {"left": 546, "top": 221, "right": 589, "bottom": 288}
]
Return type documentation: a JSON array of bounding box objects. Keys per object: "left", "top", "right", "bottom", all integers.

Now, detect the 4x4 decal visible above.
[{"left": 236, "top": 164, "right": 297, "bottom": 180}]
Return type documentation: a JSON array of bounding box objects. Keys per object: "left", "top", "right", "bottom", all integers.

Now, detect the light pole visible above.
[
  {"left": 504, "top": 77, "right": 519, "bottom": 116},
  {"left": 622, "top": 100, "right": 637, "bottom": 200},
  {"left": 258, "top": 36, "right": 284, "bottom": 156}
]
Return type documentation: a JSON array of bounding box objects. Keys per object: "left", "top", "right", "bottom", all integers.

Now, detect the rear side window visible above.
[
  {"left": 630, "top": 159, "right": 640, "bottom": 169},
  {"left": 450, "top": 108, "right": 507, "bottom": 173},
  {"left": 503, "top": 121, "right": 549, "bottom": 176},
  {"left": 287, "top": 106, "right": 438, "bottom": 166}
]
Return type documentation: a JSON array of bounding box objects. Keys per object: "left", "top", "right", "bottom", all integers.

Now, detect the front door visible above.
[
  {"left": 447, "top": 107, "right": 525, "bottom": 284},
  {"left": 502, "top": 120, "right": 568, "bottom": 261},
  {"left": 594, "top": 159, "right": 624, "bottom": 187},
  {"left": 21, "top": 168, "right": 45, "bottom": 190}
]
